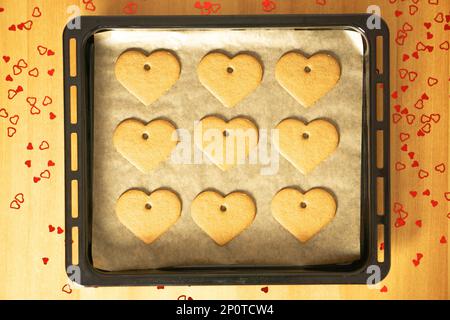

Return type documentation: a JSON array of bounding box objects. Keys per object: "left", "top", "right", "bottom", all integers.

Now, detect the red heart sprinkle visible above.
[
  {"left": 33, "top": 177, "right": 40, "bottom": 183},
  {"left": 424, "top": 22, "right": 432, "bottom": 29},
  {"left": 57, "top": 227, "right": 64, "bottom": 234},
  {"left": 395, "top": 10, "right": 402, "bottom": 17},
  {"left": 25, "top": 160, "right": 31, "bottom": 168},
  {"left": 8, "top": 24, "right": 16, "bottom": 31},
  {"left": 408, "top": 152, "right": 415, "bottom": 159},
  {"left": 5, "top": 74, "right": 13, "bottom": 81},
  {"left": 440, "top": 236, "right": 447, "bottom": 244},
  {"left": 431, "top": 200, "right": 438, "bottom": 207},
  {"left": 261, "top": 286, "right": 269, "bottom": 293},
  {"left": 402, "top": 54, "right": 409, "bottom": 61},
  {"left": 412, "top": 259, "right": 419, "bottom": 267},
  {"left": 395, "top": 217, "right": 406, "bottom": 228},
  {"left": 48, "top": 160, "right": 55, "bottom": 167},
  {"left": 47, "top": 49, "right": 55, "bottom": 56},
  {"left": 422, "top": 189, "right": 431, "bottom": 196},
  {"left": 411, "top": 160, "right": 419, "bottom": 167},
  {"left": 49, "top": 112, "right": 56, "bottom": 120},
  {"left": 409, "top": 191, "right": 417, "bottom": 197},
  {"left": 401, "top": 144, "right": 408, "bottom": 152},
  {"left": 42, "top": 257, "right": 49, "bottom": 265},
  {"left": 26, "top": 142, "right": 33, "bottom": 150},
  {"left": 421, "top": 93, "right": 429, "bottom": 100},
  {"left": 49, "top": 225, "right": 55, "bottom": 232},
  {"left": 47, "top": 69, "right": 55, "bottom": 76},
  {"left": 412, "top": 51, "right": 419, "bottom": 59},
  {"left": 415, "top": 220, "right": 422, "bottom": 227},
  {"left": 380, "top": 285, "right": 388, "bottom": 293}
]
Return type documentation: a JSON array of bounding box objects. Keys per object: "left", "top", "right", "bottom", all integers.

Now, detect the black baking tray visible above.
[{"left": 63, "top": 14, "right": 390, "bottom": 286}]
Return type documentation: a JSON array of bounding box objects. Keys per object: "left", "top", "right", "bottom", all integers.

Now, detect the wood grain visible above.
[{"left": 0, "top": 0, "right": 448, "bottom": 299}]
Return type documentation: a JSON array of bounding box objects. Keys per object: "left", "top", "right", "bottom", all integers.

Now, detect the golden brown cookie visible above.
[
  {"left": 116, "top": 189, "right": 181, "bottom": 244},
  {"left": 275, "top": 52, "right": 340, "bottom": 107},
  {"left": 115, "top": 50, "right": 180, "bottom": 106},
  {"left": 191, "top": 190, "right": 256, "bottom": 246},
  {"left": 194, "top": 116, "right": 259, "bottom": 171},
  {"left": 274, "top": 118, "right": 338, "bottom": 174},
  {"left": 271, "top": 188, "right": 336, "bottom": 242},
  {"left": 197, "top": 52, "right": 263, "bottom": 108},
  {"left": 113, "top": 118, "right": 178, "bottom": 173}
]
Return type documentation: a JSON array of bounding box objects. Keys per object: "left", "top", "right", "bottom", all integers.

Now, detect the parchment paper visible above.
[{"left": 92, "top": 29, "right": 364, "bottom": 271}]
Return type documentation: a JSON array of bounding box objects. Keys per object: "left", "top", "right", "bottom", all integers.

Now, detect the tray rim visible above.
[{"left": 63, "top": 14, "right": 391, "bottom": 286}]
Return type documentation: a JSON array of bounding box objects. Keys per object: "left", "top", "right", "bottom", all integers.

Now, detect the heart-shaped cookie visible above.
[
  {"left": 116, "top": 189, "right": 181, "bottom": 244},
  {"left": 194, "top": 116, "right": 259, "bottom": 171},
  {"left": 276, "top": 52, "right": 340, "bottom": 107},
  {"left": 115, "top": 50, "right": 180, "bottom": 106},
  {"left": 197, "top": 52, "right": 263, "bottom": 108},
  {"left": 274, "top": 118, "right": 338, "bottom": 174},
  {"left": 113, "top": 119, "right": 178, "bottom": 173},
  {"left": 191, "top": 191, "right": 256, "bottom": 246},
  {"left": 271, "top": 188, "right": 336, "bottom": 242}
]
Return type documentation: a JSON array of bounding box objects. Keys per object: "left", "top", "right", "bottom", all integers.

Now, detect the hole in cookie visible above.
[
  {"left": 300, "top": 202, "right": 307, "bottom": 209},
  {"left": 144, "top": 63, "right": 151, "bottom": 71},
  {"left": 220, "top": 205, "right": 227, "bottom": 212},
  {"left": 142, "top": 133, "right": 149, "bottom": 140},
  {"left": 226, "top": 67, "right": 234, "bottom": 74},
  {"left": 304, "top": 66, "right": 312, "bottom": 73},
  {"left": 145, "top": 203, "right": 152, "bottom": 210},
  {"left": 222, "top": 130, "right": 229, "bottom": 137},
  {"left": 302, "top": 132, "right": 309, "bottom": 140}
]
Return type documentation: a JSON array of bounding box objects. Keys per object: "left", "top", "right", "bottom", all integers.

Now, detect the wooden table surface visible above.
[{"left": 0, "top": 0, "right": 448, "bottom": 300}]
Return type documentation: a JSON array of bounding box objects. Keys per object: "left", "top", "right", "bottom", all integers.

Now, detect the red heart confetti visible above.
[
  {"left": 261, "top": 286, "right": 269, "bottom": 293},
  {"left": 42, "top": 257, "right": 49, "bottom": 265}
]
